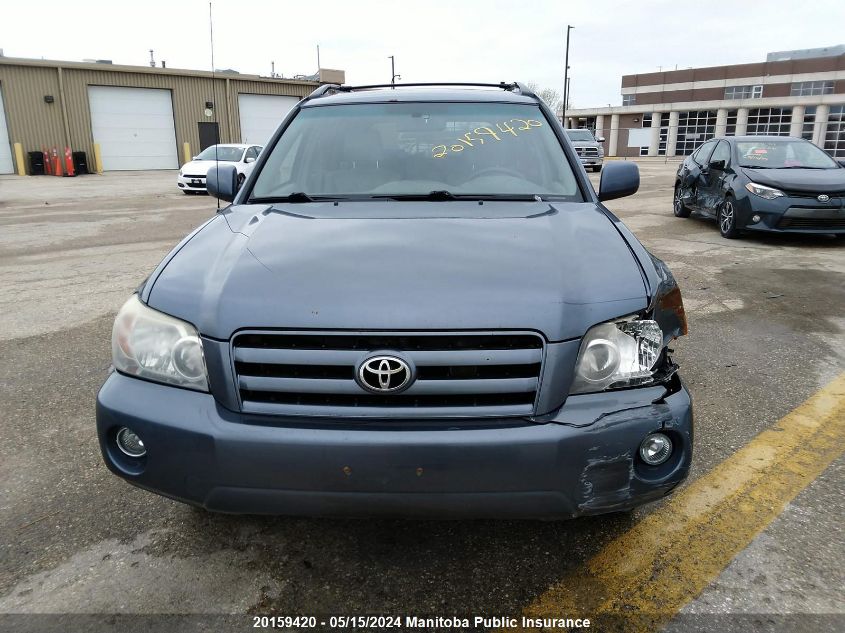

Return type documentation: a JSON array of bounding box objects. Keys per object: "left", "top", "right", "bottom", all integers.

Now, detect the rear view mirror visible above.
[
  {"left": 598, "top": 162, "right": 639, "bottom": 202},
  {"left": 206, "top": 163, "right": 239, "bottom": 202}
]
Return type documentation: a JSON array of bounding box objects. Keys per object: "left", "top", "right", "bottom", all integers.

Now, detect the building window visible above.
[
  {"left": 675, "top": 110, "right": 718, "bottom": 155},
  {"left": 747, "top": 107, "right": 792, "bottom": 136},
  {"left": 802, "top": 106, "right": 816, "bottom": 141},
  {"left": 824, "top": 105, "right": 845, "bottom": 158},
  {"left": 790, "top": 81, "right": 834, "bottom": 97},
  {"left": 725, "top": 109, "right": 738, "bottom": 136},
  {"left": 622, "top": 94, "right": 636, "bottom": 106},
  {"left": 724, "top": 85, "right": 763, "bottom": 100}
]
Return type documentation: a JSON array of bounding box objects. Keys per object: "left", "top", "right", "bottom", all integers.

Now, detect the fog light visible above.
[
  {"left": 639, "top": 432, "right": 672, "bottom": 465},
  {"left": 116, "top": 427, "right": 146, "bottom": 457},
  {"left": 751, "top": 214, "right": 761, "bottom": 223}
]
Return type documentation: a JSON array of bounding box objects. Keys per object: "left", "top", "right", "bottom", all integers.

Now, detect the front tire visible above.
[
  {"left": 719, "top": 197, "right": 740, "bottom": 239},
  {"left": 673, "top": 183, "right": 691, "bottom": 218}
]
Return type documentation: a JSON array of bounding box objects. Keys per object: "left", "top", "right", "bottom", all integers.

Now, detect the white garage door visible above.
[
  {"left": 238, "top": 94, "right": 299, "bottom": 145},
  {"left": 0, "top": 86, "right": 14, "bottom": 174},
  {"left": 88, "top": 86, "right": 178, "bottom": 170}
]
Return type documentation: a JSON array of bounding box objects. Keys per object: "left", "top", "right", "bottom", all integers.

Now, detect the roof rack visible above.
[{"left": 306, "top": 81, "right": 537, "bottom": 100}]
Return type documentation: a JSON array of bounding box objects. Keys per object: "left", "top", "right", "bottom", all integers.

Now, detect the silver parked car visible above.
[{"left": 565, "top": 128, "right": 604, "bottom": 172}]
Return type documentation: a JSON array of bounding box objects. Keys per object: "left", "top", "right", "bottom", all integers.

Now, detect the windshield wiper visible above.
[
  {"left": 372, "top": 191, "right": 545, "bottom": 201},
  {"left": 250, "top": 193, "right": 343, "bottom": 203},
  {"left": 779, "top": 165, "right": 829, "bottom": 169}
]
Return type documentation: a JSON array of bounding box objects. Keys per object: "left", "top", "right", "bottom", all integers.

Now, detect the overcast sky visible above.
[{"left": 2, "top": 0, "right": 844, "bottom": 107}]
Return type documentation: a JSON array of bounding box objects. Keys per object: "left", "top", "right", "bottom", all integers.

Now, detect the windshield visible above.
[
  {"left": 565, "top": 130, "right": 596, "bottom": 142},
  {"left": 250, "top": 102, "right": 581, "bottom": 201},
  {"left": 195, "top": 146, "right": 244, "bottom": 162},
  {"left": 736, "top": 140, "right": 838, "bottom": 169}
]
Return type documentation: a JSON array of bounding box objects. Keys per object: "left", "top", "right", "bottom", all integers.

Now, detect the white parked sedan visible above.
[{"left": 177, "top": 144, "right": 263, "bottom": 194}]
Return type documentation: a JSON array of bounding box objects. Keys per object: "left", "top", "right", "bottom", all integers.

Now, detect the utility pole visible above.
[
  {"left": 562, "top": 25, "right": 573, "bottom": 128},
  {"left": 389, "top": 55, "right": 400, "bottom": 87}
]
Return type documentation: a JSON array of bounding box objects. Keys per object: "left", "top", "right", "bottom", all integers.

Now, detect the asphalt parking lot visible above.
[{"left": 0, "top": 162, "right": 843, "bottom": 631}]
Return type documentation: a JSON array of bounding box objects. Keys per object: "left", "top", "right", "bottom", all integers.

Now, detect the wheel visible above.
[
  {"left": 673, "top": 183, "right": 691, "bottom": 218},
  {"left": 592, "top": 166, "right": 602, "bottom": 173},
  {"left": 237, "top": 173, "right": 246, "bottom": 189},
  {"left": 718, "top": 197, "right": 740, "bottom": 239}
]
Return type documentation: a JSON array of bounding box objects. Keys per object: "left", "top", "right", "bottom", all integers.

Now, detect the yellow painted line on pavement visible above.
[{"left": 519, "top": 372, "right": 845, "bottom": 632}]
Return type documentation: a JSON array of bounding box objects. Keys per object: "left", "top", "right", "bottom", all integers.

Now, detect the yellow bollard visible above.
[
  {"left": 183, "top": 142, "right": 192, "bottom": 164},
  {"left": 93, "top": 143, "right": 104, "bottom": 174},
  {"left": 13, "top": 143, "right": 26, "bottom": 175}
]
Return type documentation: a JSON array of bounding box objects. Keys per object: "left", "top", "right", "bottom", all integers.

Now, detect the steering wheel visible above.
[{"left": 465, "top": 167, "right": 524, "bottom": 181}]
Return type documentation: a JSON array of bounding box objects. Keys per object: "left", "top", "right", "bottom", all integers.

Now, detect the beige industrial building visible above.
[{"left": 0, "top": 56, "right": 344, "bottom": 174}]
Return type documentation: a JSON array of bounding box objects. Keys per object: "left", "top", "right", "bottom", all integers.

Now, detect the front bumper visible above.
[
  {"left": 96, "top": 372, "right": 693, "bottom": 519},
  {"left": 176, "top": 173, "right": 207, "bottom": 192},
  {"left": 739, "top": 194, "right": 845, "bottom": 234},
  {"left": 577, "top": 156, "right": 603, "bottom": 167}
]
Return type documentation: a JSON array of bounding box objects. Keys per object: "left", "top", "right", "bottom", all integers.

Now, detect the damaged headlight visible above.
[
  {"left": 569, "top": 319, "right": 664, "bottom": 394},
  {"left": 111, "top": 295, "right": 208, "bottom": 391},
  {"left": 745, "top": 182, "right": 784, "bottom": 200}
]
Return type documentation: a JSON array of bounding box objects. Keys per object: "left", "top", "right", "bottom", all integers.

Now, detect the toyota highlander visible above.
[{"left": 96, "top": 82, "right": 692, "bottom": 519}]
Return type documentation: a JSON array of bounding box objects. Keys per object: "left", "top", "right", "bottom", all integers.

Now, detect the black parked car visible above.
[{"left": 674, "top": 136, "right": 845, "bottom": 238}]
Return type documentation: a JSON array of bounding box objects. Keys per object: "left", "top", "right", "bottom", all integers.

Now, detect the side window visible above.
[
  {"left": 245, "top": 147, "right": 259, "bottom": 160},
  {"left": 709, "top": 141, "right": 731, "bottom": 167},
  {"left": 693, "top": 140, "right": 717, "bottom": 166}
]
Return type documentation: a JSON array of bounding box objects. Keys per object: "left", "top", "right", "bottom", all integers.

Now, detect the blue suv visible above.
[{"left": 96, "top": 82, "right": 692, "bottom": 519}]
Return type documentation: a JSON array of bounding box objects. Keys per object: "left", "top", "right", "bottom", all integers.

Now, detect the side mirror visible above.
[
  {"left": 709, "top": 159, "right": 726, "bottom": 171},
  {"left": 596, "top": 136, "right": 605, "bottom": 143},
  {"left": 598, "top": 162, "right": 639, "bottom": 202},
  {"left": 245, "top": 156, "right": 256, "bottom": 163},
  {"left": 206, "top": 163, "right": 239, "bottom": 202},
  {"left": 192, "top": 156, "right": 198, "bottom": 160}
]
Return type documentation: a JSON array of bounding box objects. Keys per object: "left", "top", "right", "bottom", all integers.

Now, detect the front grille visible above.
[
  {"left": 782, "top": 189, "right": 845, "bottom": 200},
  {"left": 232, "top": 331, "right": 545, "bottom": 418},
  {"left": 183, "top": 174, "right": 206, "bottom": 179},
  {"left": 778, "top": 217, "right": 845, "bottom": 230},
  {"left": 576, "top": 147, "right": 599, "bottom": 157}
]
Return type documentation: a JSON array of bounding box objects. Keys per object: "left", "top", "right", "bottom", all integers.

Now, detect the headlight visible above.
[
  {"left": 569, "top": 318, "right": 664, "bottom": 394},
  {"left": 745, "top": 182, "right": 784, "bottom": 200},
  {"left": 111, "top": 295, "right": 208, "bottom": 391}
]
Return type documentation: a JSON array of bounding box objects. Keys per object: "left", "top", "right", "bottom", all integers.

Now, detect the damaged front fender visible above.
[{"left": 647, "top": 253, "right": 688, "bottom": 344}]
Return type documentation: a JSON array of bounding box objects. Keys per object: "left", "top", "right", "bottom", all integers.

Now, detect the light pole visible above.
[
  {"left": 389, "top": 55, "right": 401, "bottom": 87},
  {"left": 563, "top": 25, "right": 573, "bottom": 128}
]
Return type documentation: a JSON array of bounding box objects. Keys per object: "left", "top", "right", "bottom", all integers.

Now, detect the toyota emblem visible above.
[
  {"left": 357, "top": 355, "right": 412, "bottom": 393},
  {"left": 817, "top": 194, "right": 830, "bottom": 203}
]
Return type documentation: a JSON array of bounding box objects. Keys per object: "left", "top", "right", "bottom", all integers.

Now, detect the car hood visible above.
[
  {"left": 569, "top": 141, "right": 600, "bottom": 147},
  {"left": 180, "top": 160, "right": 235, "bottom": 176},
  {"left": 146, "top": 201, "right": 648, "bottom": 341},
  {"left": 742, "top": 167, "right": 845, "bottom": 193}
]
